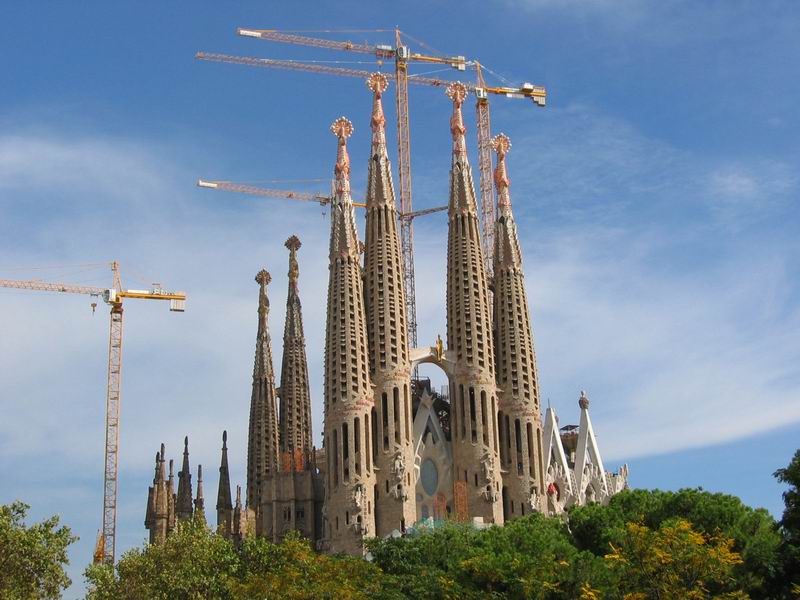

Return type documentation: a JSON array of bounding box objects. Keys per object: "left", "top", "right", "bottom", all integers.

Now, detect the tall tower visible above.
[
  {"left": 144, "top": 444, "right": 174, "bottom": 544},
  {"left": 176, "top": 436, "right": 194, "bottom": 521},
  {"left": 491, "top": 134, "right": 546, "bottom": 519},
  {"left": 445, "top": 82, "right": 503, "bottom": 524},
  {"left": 216, "top": 431, "right": 233, "bottom": 536},
  {"left": 194, "top": 464, "right": 205, "bottom": 522},
  {"left": 279, "top": 236, "right": 313, "bottom": 464},
  {"left": 322, "top": 117, "right": 377, "bottom": 554},
  {"left": 363, "top": 72, "right": 416, "bottom": 535},
  {"left": 261, "top": 236, "right": 322, "bottom": 544},
  {"left": 247, "top": 270, "right": 280, "bottom": 515}
]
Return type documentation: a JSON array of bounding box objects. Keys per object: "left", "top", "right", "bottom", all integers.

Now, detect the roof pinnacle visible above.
[
  {"left": 255, "top": 269, "right": 271, "bottom": 287},
  {"left": 285, "top": 236, "right": 301, "bottom": 288},
  {"left": 491, "top": 133, "right": 512, "bottom": 209},
  {"left": 446, "top": 82, "right": 468, "bottom": 161},
  {"left": 367, "top": 73, "right": 389, "bottom": 156},
  {"left": 331, "top": 117, "right": 353, "bottom": 195}
]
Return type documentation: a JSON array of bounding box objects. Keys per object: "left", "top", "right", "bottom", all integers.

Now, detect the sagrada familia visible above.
[{"left": 144, "top": 76, "right": 628, "bottom": 554}]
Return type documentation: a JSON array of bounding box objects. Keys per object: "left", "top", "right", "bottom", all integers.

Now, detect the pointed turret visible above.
[
  {"left": 444, "top": 82, "right": 503, "bottom": 525},
  {"left": 363, "top": 72, "right": 416, "bottom": 535},
  {"left": 217, "top": 431, "right": 233, "bottom": 536},
  {"left": 491, "top": 133, "right": 546, "bottom": 518},
  {"left": 167, "top": 459, "right": 177, "bottom": 532},
  {"left": 176, "top": 436, "right": 194, "bottom": 521},
  {"left": 322, "top": 117, "right": 377, "bottom": 554},
  {"left": 279, "top": 236, "right": 313, "bottom": 466},
  {"left": 247, "top": 270, "right": 280, "bottom": 514},
  {"left": 232, "top": 485, "right": 249, "bottom": 543},
  {"left": 149, "top": 444, "right": 170, "bottom": 544},
  {"left": 144, "top": 451, "right": 158, "bottom": 537},
  {"left": 194, "top": 464, "right": 206, "bottom": 522}
]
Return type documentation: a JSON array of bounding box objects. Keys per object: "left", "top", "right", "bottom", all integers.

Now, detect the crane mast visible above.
[
  {"left": 393, "top": 30, "right": 419, "bottom": 355},
  {"left": 0, "top": 262, "right": 185, "bottom": 564}
]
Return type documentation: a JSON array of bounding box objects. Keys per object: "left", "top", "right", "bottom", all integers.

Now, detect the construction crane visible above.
[
  {"left": 0, "top": 262, "right": 186, "bottom": 564},
  {"left": 196, "top": 179, "right": 447, "bottom": 221},
  {"left": 197, "top": 27, "right": 545, "bottom": 353}
]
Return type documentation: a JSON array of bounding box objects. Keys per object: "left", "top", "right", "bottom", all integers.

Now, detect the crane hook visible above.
[{"left": 91, "top": 302, "right": 97, "bottom": 315}]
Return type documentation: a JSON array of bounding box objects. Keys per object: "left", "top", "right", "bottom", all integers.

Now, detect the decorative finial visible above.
[
  {"left": 255, "top": 269, "right": 271, "bottom": 287},
  {"left": 236, "top": 485, "right": 242, "bottom": 503},
  {"left": 285, "top": 236, "right": 301, "bottom": 287},
  {"left": 197, "top": 464, "right": 203, "bottom": 481},
  {"left": 446, "top": 82, "right": 468, "bottom": 158},
  {"left": 184, "top": 435, "right": 189, "bottom": 449},
  {"left": 160, "top": 443, "right": 165, "bottom": 460},
  {"left": 222, "top": 430, "right": 227, "bottom": 447},
  {"left": 491, "top": 133, "right": 512, "bottom": 157},
  {"left": 367, "top": 73, "right": 389, "bottom": 152},
  {"left": 169, "top": 459, "right": 174, "bottom": 477},
  {"left": 285, "top": 235, "right": 302, "bottom": 252},
  {"left": 330, "top": 116, "right": 354, "bottom": 140},
  {"left": 491, "top": 133, "right": 512, "bottom": 207},
  {"left": 366, "top": 72, "right": 389, "bottom": 95},
  {"left": 579, "top": 390, "right": 590, "bottom": 410},
  {"left": 331, "top": 117, "right": 353, "bottom": 193},
  {"left": 446, "top": 81, "right": 468, "bottom": 105}
]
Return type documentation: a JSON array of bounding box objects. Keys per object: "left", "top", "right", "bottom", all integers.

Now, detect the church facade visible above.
[{"left": 145, "top": 76, "right": 628, "bottom": 554}]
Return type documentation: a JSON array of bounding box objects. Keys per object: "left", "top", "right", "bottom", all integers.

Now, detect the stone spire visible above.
[
  {"left": 194, "top": 464, "right": 205, "bottom": 522},
  {"left": 363, "top": 72, "right": 416, "bottom": 535},
  {"left": 322, "top": 117, "right": 377, "bottom": 554},
  {"left": 444, "top": 82, "right": 503, "bottom": 525},
  {"left": 176, "top": 436, "right": 194, "bottom": 521},
  {"left": 167, "top": 459, "right": 177, "bottom": 532},
  {"left": 278, "top": 236, "right": 313, "bottom": 466},
  {"left": 145, "top": 444, "right": 170, "bottom": 544},
  {"left": 247, "top": 270, "right": 280, "bottom": 511},
  {"left": 491, "top": 133, "right": 546, "bottom": 518},
  {"left": 216, "top": 431, "right": 233, "bottom": 536}
]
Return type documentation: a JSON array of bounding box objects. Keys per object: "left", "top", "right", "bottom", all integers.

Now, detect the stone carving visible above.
[
  {"left": 391, "top": 451, "right": 409, "bottom": 501},
  {"left": 528, "top": 485, "right": 541, "bottom": 512}
]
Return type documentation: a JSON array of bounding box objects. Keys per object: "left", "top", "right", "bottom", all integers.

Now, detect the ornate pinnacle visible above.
[
  {"left": 285, "top": 235, "right": 302, "bottom": 252},
  {"left": 285, "top": 236, "right": 301, "bottom": 288},
  {"left": 446, "top": 82, "right": 468, "bottom": 159},
  {"left": 367, "top": 73, "right": 389, "bottom": 154},
  {"left": 331, "top": 117, "right": 353, "bottom": 194},
  {"left": 491, "top": 133, "right": 512, "bottom": 208},
  {"left": 255, "top": 269, "right": 271, "bottom": 287},
  {"left": 222, "top": 430, "right": 228, "bottom": 448}
]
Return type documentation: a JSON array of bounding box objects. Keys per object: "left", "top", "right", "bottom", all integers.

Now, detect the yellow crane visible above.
[
  {"left": 0, "top": 261, "right": 186, "bottom": 564},
  {"left": 197, "top": 27, "right": 545, "bottom": 354},
  {"left": 196, "top": 179, "right": 447, "bottom": 220}
]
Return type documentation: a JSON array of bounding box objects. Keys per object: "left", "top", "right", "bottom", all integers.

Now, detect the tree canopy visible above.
[{"left": 0, "top": 501, "right": 76, "bottom": 600}]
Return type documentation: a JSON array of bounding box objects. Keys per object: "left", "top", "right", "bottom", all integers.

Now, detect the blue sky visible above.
[{"left": 1, "top": 1, "right": 799, "bottom": 596}]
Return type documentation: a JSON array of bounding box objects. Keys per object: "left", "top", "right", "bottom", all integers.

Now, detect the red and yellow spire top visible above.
[
  {"left": 491, "top": 133, "right": 512, "bottom": 209},
  {"left": 446, "top": 82, "right": 468, "bottom": 161},
  {"left": 331, "top": 117, "right": 353, "bottom": 196},
  {"left": 367, "top": 73, "right": 389, "bottom": 156}
]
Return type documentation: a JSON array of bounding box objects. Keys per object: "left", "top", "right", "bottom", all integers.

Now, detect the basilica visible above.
[{"left": 144, "top": 76, "right": 628, "bottom": 554}]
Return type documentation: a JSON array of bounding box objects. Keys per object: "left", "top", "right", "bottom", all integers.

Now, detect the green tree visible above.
[
  {"left": 368, "top": 513, "right": 609, "bottom": 599},
  {"left": 603, "top": 518, "right": 747, "bottom": 599},
  {"left": 0, "top": 501, "right": 77, "bottom": 600},
  {"left": 569, "top": 488, "right": 781, "bottom": 595},
  {"left": 232, "top": 531, "right": 392, "bottom": 600},
  {"left": 85, "top": 517, "right": 239, "bottom": 600},
  {"left": 774, "top": 449, "right": 800, "bottom": 595}
]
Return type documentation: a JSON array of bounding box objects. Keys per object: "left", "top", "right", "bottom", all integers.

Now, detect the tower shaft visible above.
[
  {"left": 444, "top": 83, "right": 503, "bottom": 525},
  {"left": 279, "top": 237, "right": 313, "bottom": 464},
  {"left": 322, "top": 117, "right": 377, "bottom": 554},
  {"left": 491, "top": 134, "right": 546, "bottom": 519},
  {"left": 363, "top": 73, "right": 416, "bottom": 535},
  {"left": 247, "top": 270, "right": 280, "bottom": 516}
]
